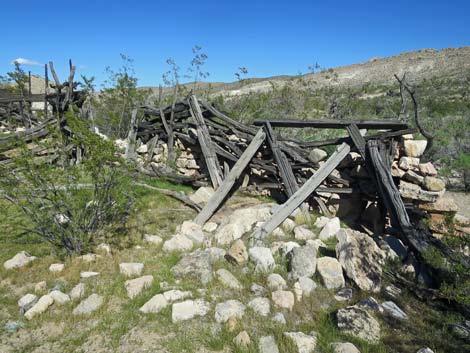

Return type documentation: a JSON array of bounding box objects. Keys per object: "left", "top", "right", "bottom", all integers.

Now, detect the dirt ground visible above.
[{"left": 446, "top": 191, "right": 470, "bottom": 218}]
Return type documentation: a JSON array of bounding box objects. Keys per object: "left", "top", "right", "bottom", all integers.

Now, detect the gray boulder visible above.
[
  {"left": 337, "top": 305, "right": 380, "bottom": 343},
  {"left": 171, "top": 250, "right": 213, "bottom": 284},
  {"left": 288, "top": 245, "right": 317, "bottom": 280},
  {"left": 248, "top": 247, "right": 275, "bottom": 273},
  {"left": 72, "top": 294, "right": 103, "bottom": 315}
]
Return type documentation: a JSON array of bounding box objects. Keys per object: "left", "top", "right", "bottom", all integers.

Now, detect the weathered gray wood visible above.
[
  {"left": 254, "top": 118, "right": 408, "bottom": 130},
  {"left": 194, "top": 128, "right": 266, "bottom": 225},
  {"left": 252, "top": 142, "right": 350, "bottom": 239},
  {"left": 146, "top": 135, "right": 159, "bottom": 164},
  {"left": 125, "top": 109, "right": 139, "bottom": 160},
  {"left": 189, "top": 94, "right": 223, "bottom": 189}
]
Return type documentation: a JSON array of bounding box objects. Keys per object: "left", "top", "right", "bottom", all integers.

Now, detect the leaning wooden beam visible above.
[
  {"left": 189, "top": 94, "right": 223, "bottom": 189},
  {"left": 252, "top": 142, "right": 351, "bottom": 239},
  {"left": 264, "top": 121, "right": 310, "bottom": 222},
  {"left": 253, "top": 118, "right": 409, "bottom": 130},
  {"left": 194, "top": 128, "right": 266, "bottom": 225},
  {"left": 125, "top": 109, "right": 139, "bottom": 160}
]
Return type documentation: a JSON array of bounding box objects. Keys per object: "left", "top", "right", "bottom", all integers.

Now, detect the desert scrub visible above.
[{"left": 0, "top": 112, "right": 133, "bottom": 255}]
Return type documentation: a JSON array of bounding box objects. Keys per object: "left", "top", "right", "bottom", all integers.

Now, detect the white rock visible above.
[
  {"left": 267, "top": 273, "right": 287, "bottom": 290},
  {"left": 24, "top": 295, "right": 54, "bottom": 320},
  {"left": 172, "top": 299, "right": 210, "bottom": 322},
  {"left": 4, "top": 251, "right": 37, "bottom": 269},
  {"left": 18, "top": 293, "right": 38, "bottom": 312},
  {"left": 294, "top": 225, "right": 316, "bottom": 240},
  {"left": 125, "top": 275, "right": 154, "bottom": 298},
  {"left": 136, "top": 144, "right": 148, "bottom": 154},
  {"left": 34, "top": 281, "right": 47, "bottom": 293},
  {"left": 79, "top": 253, "right": 100, "bottom": 262},
  {"left": 72, "top": 293, "right": 103, "bottom": 315},
  {"left": 399, "top": 156, "right": 420, "bottom": 170},
  {"left": 309, "top": 148, "right": 328, "bottom": 163},
  {"left": 49, "top": 263, "right": 65, "bottom": 273},
  {"left": 259, "top": 335, "right": 279, "bottom": 353},
  {"left": 233, "top": 331, "right": 251, "bottom": 347},
  {"left": 247, "top": 297, "right": 270, "bottom": 316},
  {"left": 49, "top": 290, "right": 70, "bottom": 304},
  {"left": 281, "top": 218, "right": 296, "bottom": 232},
  {"left": 314, "top": 216, "right": 330, "bottom": 229},
  {"left": 278, "top": 241, "right": 300, "bottom": 257},
  {"left": 215, "top": 223, "right": 245, "bottom": 245},
  {"left": 319, "top": 217, "right": 341, "bottom": 240},
  {"left": 70, "top": 283, "right": 86, "bottom": 299},
  {"left": 203, "top": 222, "right": 218, "bottom": 233},
  {"left": 272, "top": 312, "right": 287, "bottom": 324},
  {"left": 96, "top": 243, "right": 112, "bottom": 255},
  {"left": 163, "top": 289, "right": 192, "bottom": 302},
  {"left": 54, "top": 213, "right": 70, "bottom": 225},
  {"left": 306, "top": 239, "right": 327, "bottom": 252},
  {"left": 404, "top": 140, "right": 427, "bottom": 158},
  {"left": 284, "top": 332, "right": 317, "bottom": 353},
  {"left": 316, "top": 257, "right": 345, "bottom": 289},
  {"left": 180, "top": 221, "right": 205, "bottom": 244},
  {"left": 294, "top": 277, "right": 317, "bottom": 301},
  {"left": 143, "top": 234, "right": 163, "bottom": 246},
  {"left": 139, "top": 294, "right": 168, "bottom": 314},
  {"left": 216, "top": 269, "right": 243, "bottom": 290},
  {"left": 162, "top": 234, "right": 193, "bottom": 252},
  {"left": 331, "top": 342, "right": 361, "bottom": 353},
  {"left": 189, "top": 186, "right": 215, "bottom": 204},
  {"left": 272, "top": 290, "right": 295, "bottom": 311},
  {"left": 248, "top": 247, "right": 275, "bottom": 273},
  {"left": 119, "top": 262, "right": 144, "bottom": 277},
  {"left": 80, "top": 271, "right": 99, "bottom": 279},
  {"left": 214, "top": 300, "right": 246, "bottom": 323}
]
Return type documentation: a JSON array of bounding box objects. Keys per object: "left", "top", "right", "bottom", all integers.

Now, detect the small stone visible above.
[
  {"left": 309, "top": 148, "right": 328, "bottom": 163},
  {"left": 337, "top": 305, "right": 380, "bottom": 343},
  {"left": 404, "top": 140, "right": 427, "bottom": 157},
  {"left": 226, "top": 316, "right": 238, "bottom": 331},
  {"left": 288, "top": 245, "right": 317, "bottom": 280},
  {"left": 316, "top": 257, "right": 345, "bottom": 290},
  {"left": 294, "top": 225, "right": 316, "bottom": 240},
  {"left": 281, "top": 218, "right": 296, "bottom": 232},
  {"left": 399, "top": 156, "right": 420, "bottom": 170},
  {"left": 80, "top": 271, "right": 99, "bottom": 279},
  {"left": 4, "top": 251, "right": 37, "bottom": 269},
  {"left": 381, "top": 301, "right": 408, "bottom": 320},
  {"left": 418, "top": 162, "right": 437, "bottom": 176},
  {"left": 171, "top": 250, "right": 213, "bottom": 285},
  {"left": 162, "top": 234, "right": 193, "bottom": 252},
  {"left": 24, "top": 295, "right": 54, "bottom": 320},
  {"left": 319, "top": 217, "right": 341, "bottom": 240},
  {"left": 215, "top": 223, "right": 246, "bottom": 245},
  {"left": 331, "top": 342, "right": 361, "bottom": 353},
  {"left": 225, "top": 239, "right": 248, "bottom": 265},
  {"left": 233, "top": 331, "right": 251, "bottom": 347},
  {"left": 70, "top": 283, "right": 86, "bottom": 299},
  {"left": 49, "top": 263, "right": 65, "bottom": 273},
  {"left": 136, "top": 144, "right": 148, "bottom": 153},
  {"left": 216, "top": 269, "right": 243, "bottom": 290},
  {"left": 272, "top": 312, "right": 287, "bottom": 324},
  {"left": 18, "top": 294, "right": 38, "bottom": 313},
  {"left": 423, "top": 176, "right": 445, "bottom": 192},
  {"left": 293, "top": 277, "right": 317, "bottom": 301},
  {"left": 259, "top": 335, "right": 279, "bottom": 353},
  {"left": 172, "top": 299, "right": 210, "bottom": 322},
  {"left": 143, "top": 234, "right": 163, "bottom": 246},
  {"left": 180, "top": 221, "right": 205, "bottom": 244},
  {"left": 384, "top": 284, "right": 402, "bottom": 299},
  {"left": 278, "top": 241, "right": 301, "bottom": 257},
  {"left": 267, "top": 273, "right": 287, "bottom": 291},
  {"left": 357, "top": 297, "right": 382, "bottom": 312},
  {"left": 189, "top": 186, "right": 215, "bottom": 204},
  {"left": 314, "top": 216, "right": 330, "bottom": 228},
  {"left": 272, "top": 227, "right": 286, "bottom": 238},
  {"left": 72, "top": 294, "right": 103, "bottom": 315},
  {"left": 272, "top": 290, "right": 295, "bottom": 311},
  {"left": 139, "top": 294, "right": 168, "bottom": 314},
  {"left": 4, "top": 321, "right": 24, "bottom": 333},
  {"left": 203, "top": 222, "right": 218, "bottom": 233},
  {"left": 49, "top": 290, "right": 70, "bottom": 304},
  {"left": 34, "top": 281, "right": 47, "bottom": 293},
  {"left": 334, "top": 288, "right": 353, "bottom": 302},
  {"left": 248, "top": 247, "right": 275, "bottom": 273},
  {"left": 214, "top": 300, "right": 246, "bottom": 323},
  {"left": 124, "top": 275, "right": 154, "bottom": 298},
  {"left": 163, "top": 289, "right": 192, "bottom": 302},
  {"left": 416, "top": 348, "right": 435, "bottom": 353},
  {"left": 250, "top": 283, "right": 266, "bottom": 296},
  {"left": 284, "top": 331, "right": 317, "bottom": 353},
  {"left": 247, "top": 297, "right": 270, "bottom": 316},
  {"left": 306, "top": 239, "right": 327, "bottom": 252},
  {"left": 79, "top": 253, "right": 100, "bottom": 263},
  {"left": 119, "top": 263, "right": 144, "bottom": 277}
]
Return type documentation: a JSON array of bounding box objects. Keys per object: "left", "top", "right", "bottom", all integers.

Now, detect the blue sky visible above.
[{"left": 1, "top": 0, "right": 469, "bottom": 87}]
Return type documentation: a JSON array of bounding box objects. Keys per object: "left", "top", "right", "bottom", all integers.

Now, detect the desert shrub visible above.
[{"left": 0, "top": 112, "right": 133, "bottom": 255}]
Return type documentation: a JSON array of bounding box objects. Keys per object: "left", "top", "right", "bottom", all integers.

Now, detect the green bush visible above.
[{"left": 0, "top": 112, "right": 133, "bottom": 255}]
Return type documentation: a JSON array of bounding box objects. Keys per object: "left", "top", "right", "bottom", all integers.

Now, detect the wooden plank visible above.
[
  {"left": 125, "top": 109, "right": 139, "bottom": 160},
  {"left": 253, "top": 118, "right": 408, "bottom": 130},
  {"left": 194, "top": 128, "right": 266, "bottom": 225},
  {"left": 252, "top": 142, "right": 350, "bottom": 239},
  {"left": 189, "top": 94, "right": 223, "bottom": 189},
  {"left": 264, "top": 121, "right": 310, "bottom": 222}
]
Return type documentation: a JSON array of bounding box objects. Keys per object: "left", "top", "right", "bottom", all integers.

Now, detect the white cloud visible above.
[{"left": 11, "top": 57, "right": 42, "bottom": 66}]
